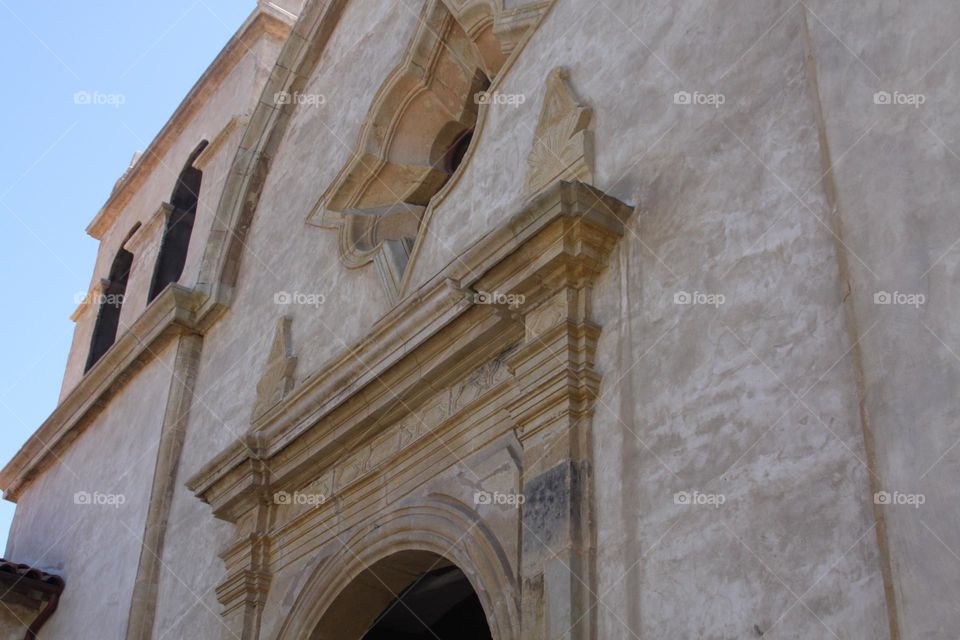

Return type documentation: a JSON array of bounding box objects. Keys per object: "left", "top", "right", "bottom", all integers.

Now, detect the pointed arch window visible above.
[
  {"left": 148, "top": 141, "right": 208, "bottom": 302},
  {"left": 85, "top": 227, "right": 138, "bottom": 372}
]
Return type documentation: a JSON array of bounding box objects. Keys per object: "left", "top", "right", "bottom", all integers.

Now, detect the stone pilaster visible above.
[
  {"left": 491, "top": 184, "right": 632, "bottom": 640},
  {"left": 216, "top": 531, "right": 272, "bottom": 639},
  {"left": 125, "top": 332, "right": 203, "bottom": 640}
]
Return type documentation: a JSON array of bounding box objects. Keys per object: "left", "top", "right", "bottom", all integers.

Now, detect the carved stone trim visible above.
[
  {"left": 269, "top": 351, "right": 512, "bottom": 522},
  {"left": 217, "top": 529, "right": 273, "bottom": 640},
  {"left": 523, "top": 67, "right": 594, "bottom": 197},
  {"left": 304, "top": 0, "right": 557, "bottom": 304},
  {"left": 190, "top": 180, "right": 632, "bottom": 638},
  {"left": 251, "top": 316, "right": 297, "bottom": 423},
  {"left": 308, "top": 0, "right": 489, "bottom": 302},
  {"left": 125, "top": 334, "right": 203, "bottom": 640},
  {"left": 189, "top": 182, "right": 632, "bottom": 521},
  {"left": 274, "top": 498, "right": 521, "bottom": 640},
  {"left": 124, "top": 202, "right": 172, "bottom": 256},
  {"left": 193, "top": 114, "right": 248, "bottom": 172}
]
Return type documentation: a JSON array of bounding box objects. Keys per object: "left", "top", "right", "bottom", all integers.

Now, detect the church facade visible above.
[{"left": 2, "top": 0, "right": 958, "bottom": 638}]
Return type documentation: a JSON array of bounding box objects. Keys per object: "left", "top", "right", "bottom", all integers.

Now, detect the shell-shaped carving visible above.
[{"left": 523, "top": 67, "right": 594, "bottom": 196}]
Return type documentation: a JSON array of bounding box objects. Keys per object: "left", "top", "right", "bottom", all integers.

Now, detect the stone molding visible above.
[
  {"left": 263, "top": 350, "right": 515, "bottom": 540},
  {"left": 444, "top": 0, "right": 551, "bottom": 56},
  {"left": 123, "top": 202, "right": 172, "bottom": 257},
  {"left": 274, "top": 497, "right": 521, "bottom": 640},
  {"left": 188, "top": 181, "right": 631, "bottom": 516},
  {"left": 194, "top": 0, "right": 354, "bottom": 318},
  {"left": 524, "top": 67, "right": 594, "bottom": 197},
  {"left": 199, "top": 0, "right": 556, "bottom": 314},
  {"left": 216, "top": 529, "right": 272, "bottom": 638},
  {"left": 307, "top": 0, "right": 555, "bottom": 303},
  {"left": 188, "top": 180, "right": 632, "bottom": 639},
  {"left": 193, "top": 115, "right": 247, "bottom": 172},
  {"left": 124, "top": 334, "right": 204, "bottom": 640},
  {"left": 307, "top": 0, "right": 482, "bottom": 303},
  {"left": 251, "top": 316, "right": 297, "bottom": 423}
]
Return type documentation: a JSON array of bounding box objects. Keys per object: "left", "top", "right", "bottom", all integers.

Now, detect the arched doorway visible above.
[{"left": 309, "top": 551, "right": 493, "bottom": 640}]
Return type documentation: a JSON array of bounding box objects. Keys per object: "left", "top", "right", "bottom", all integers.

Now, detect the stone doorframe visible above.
[
  {"left": 188, "top": 181, "right": 635, "bottom": 640},
  {"left": 274, "top": 499, "right": 520, "bottom": 640}
]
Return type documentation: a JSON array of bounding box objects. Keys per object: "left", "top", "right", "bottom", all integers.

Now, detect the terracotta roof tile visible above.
[{"left": 0, "top": 559, "right": 64, "bottom": 589}]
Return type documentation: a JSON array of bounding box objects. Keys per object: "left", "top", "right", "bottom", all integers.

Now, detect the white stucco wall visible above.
[
  {"left": 8, "top": 0, "right": 959, "bottom": 638},
  {"left": 6, "top": 342, "right": 175, "bottom": 640},
  {"left": 805, "top": 2, "right": 960, "bottom": 637}
]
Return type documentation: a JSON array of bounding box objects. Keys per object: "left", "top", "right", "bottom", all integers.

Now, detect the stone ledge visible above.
[
  {"left": 0, "top": 284, "right": 203, "bottom": 501},
  {"left": 188, "top": 180, "right": 633, "bottom": 521}
]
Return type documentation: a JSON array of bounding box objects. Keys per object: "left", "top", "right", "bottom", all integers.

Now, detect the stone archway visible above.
[
  {"left": 273, "top": 498, "right": 521, "bottom": 640},
  {"left": 309, "top": 551, "right": 492, "bottom": 640}
]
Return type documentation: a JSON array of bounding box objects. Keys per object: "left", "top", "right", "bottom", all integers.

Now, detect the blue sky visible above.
[{"left": 0, "top": 0, "right": 257, "bottom": 554}]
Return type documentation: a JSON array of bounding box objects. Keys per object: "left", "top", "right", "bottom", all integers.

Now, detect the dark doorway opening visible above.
[{"left": 363, "top": 566, "right": 492, "bottom": 640}]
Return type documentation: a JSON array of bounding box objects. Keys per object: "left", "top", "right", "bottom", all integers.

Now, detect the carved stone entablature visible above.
[
  {"left": 524, "top": 67, "right": 594, "bottom": 198},
  {"left": 251, "top": 316, "right": 297, "bottom": 423},
  {"left": 188, "top": 181, "right": 634, "bottom": 639},
  {"left": 267, "top": 352, "right": 514, "bottom": 530},
  {"left": 190, "top": 180, "right": 631, "bottom": 511}
]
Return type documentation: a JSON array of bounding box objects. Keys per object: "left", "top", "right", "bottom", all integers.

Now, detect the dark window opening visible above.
[
  {"left": 363, "top": 566, "right": 492, "bottom": 640},
  {"left": 442, "top": 129, "right": 474, "bottom": 177},
  {"left": 148, "top": 141, "right": 207, "bottom": 302},
  {"left": 85, "top": 245, "right": 134, "bottom": 372}
]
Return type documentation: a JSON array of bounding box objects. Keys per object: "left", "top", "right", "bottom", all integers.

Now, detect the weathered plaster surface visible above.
[
  {"left": 5, "top": 342, "right": 175, "bottom": 640},
  {"left": 5, "top": 0, "right": 958, "bottom": 638},
  {"left": 804, "top": 1, "right": 960, "bottom": 636}
]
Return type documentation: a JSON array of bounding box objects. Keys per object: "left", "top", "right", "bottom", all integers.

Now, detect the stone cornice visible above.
[
  {"left": 85, "top": 9, "right": 292, "bottom": 240},
  {"left": 193, "top": 115, "right": 248, "bottom": 172},
  {"left": 0, "top": 285, "right": 203, "bottom": 501},
  {"left": 187, "top": 181, "right": 633, "bottom": 521},
  {"left": 125, "top": 202, "right": 173, "bottom": 254}
]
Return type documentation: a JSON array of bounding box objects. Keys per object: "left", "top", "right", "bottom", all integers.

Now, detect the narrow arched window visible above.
[
  {"left": 148, "top": 141, "right": 208, "bottom": 301},
  {"left": 85, "top": 239, "right": 135, "bottom": 371}
]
